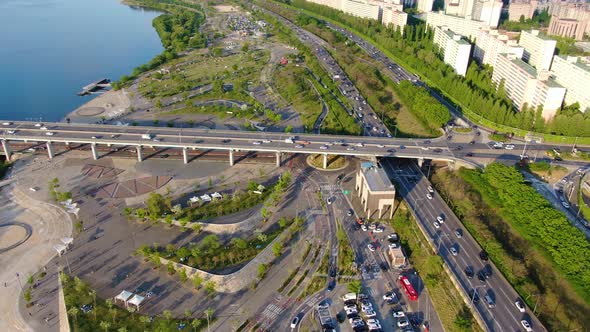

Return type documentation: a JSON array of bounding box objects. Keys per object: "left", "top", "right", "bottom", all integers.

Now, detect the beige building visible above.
[
  {"left": 388, "top": 246, "right": 408, "bottom": 268},
  {"left": 355, "top": 162, "right": 396, "bottom": 219},
  {"left": 518, "top": 30, "right": 557, "bottom": 71},
  {"left": 474, "top": 28, "right": 524, "bottom": 65},
  {"left": 417, "top": 0, "right": 435, "bottom": 12},
  {"left": 550, "top": 55, "right": 590, "bottom": 112},
  {"left": 425, "top": 11, "right": 489, "bottom": 39},
  {"left": 492, "top": 53, "right": 566, "bottom": 119},
  {"left": 471, "top": 0, "right": 503, "bottom": 27},
  {"left": 548, "top": 1, "right": 590, "bottom": 40},
  {"left": 445, "top": 0, "right": 476, "bottom": 17},
  {"left": 434, "top": 26, "right": 473, "bottom": 75},
  {"left": 508, "top": 0, "right": 538, "bottom": 21},
  {"left": 341, "top": 0, "right": 381, "bottom": 20},
  {"left": 382, "top": 6, "right": 408, "bottom": 30}
]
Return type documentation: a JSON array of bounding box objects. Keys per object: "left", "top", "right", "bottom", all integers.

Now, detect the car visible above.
[
  {"left": 368, "top": 223, "right": 377, "bottom": 230},
  {"left": 450, "top": 246, "right": 458, "bottom": 256},
  {"left": 295, "top": 144, "right": 304, "bottom": 148},
  {"left": 327, "top": 278, "right": 336, "bottom": 291},
  {"left": 466, "top": 152, "right": 474, "bottom": 157},
  {"left": 379, "top": 262, "right": 389, "bottom": 271},
  {"left": 437, "top": 215, "right": 444, "bottom": 223},
  {"left": 387, "top": 149, "right": 396, "bottom": 153},
  {"left": 81, "top": 304, "right": 93, "bottom": 314},
  {"left": 383, "top": 292, "right": 396, "bottom": 301},
  {"left": 399, "top": 145, "right": 406, "bottom": 149},
  {"left": 344, "top": 303, "right": 357, "bottom": 311},
  {"left": 252, "top": 141, "right": 261, "bottom": 145},
  {"left": 367, "top": 244, "right": 376, "bottom": 252},
  {"left": 40, "top": 126, "right": 48, "bottom": 130},
  {"left": 562, "top": 201, "right": 570, "bottom": 208},
  {"left": 347, "top": 209, "right": 353, "bottom": 217},
  {"left": 478, "top": 270, "right": 487, "bottom": 282},
  {"left": 361, "top": 224, "right": 368, "bottom": 231},
  {"left": 483, "top": 264, "right": 492, "bottom": 278},
  {"left": 146, "top": 291, "right": 154, "bottom": 298},
  {"left": 290, "top": 316, "right": 299, "bottom": 329},
  {"left": 34, "top": 123, "right": 43, "bottom": 127},
  {"left": 262, "top": 139, "right": 271, "bottom": 143},
  {"left": 387, "top": 233, "right": 399, "bottom": 242},
  {"left": 364, "top": 308, "right": 377, "bottom": 317},
  {"left": 521, "top": 320, "right": 533, "bottom": 332},
  {"left": 426, "top": 193, "right": 433, "bottom": 200},
  {"left": 427, "top": 186, "right": 434, "bottom": 193},
  {"left": 469, "top": 140, "right": 476, "bottom": 144},
  {"left": 7, "top": 130, "right": 15, "bottom": 134},
  {"left": 433, "top": 221, "right": 440, "bottom": 229},
  {"left": 356, "top": 142, "right": 364, "bottom": 147},
  {"left": 347, "top": 147, "right": 355, "bottom": 151},
  {"left": 397, "top": 318, "right": 410, "bottom": 327},
  {"left": 374, "top": 226, "right": 384, "bottom": 233},
  {"left": 455, "top": 145, "right": 463, "bottom": 151},
  {"left": 45, "top": 132, "right": 54, "bottom": 136},
  {"left": 464, "top": 266, "right": 474, "bottom": 279},
  {"left": 2, "top": 122, "right": 12, "bottom": 125},
  {"left": 515, "top": 300, "right": 526, "bottom": 313},
  {"left": 222, "top": 139, "right": 231, "bottom": 143},
  {"left": 505, "top": 144, "right": 515, "bottom": 150},
  {"left": 388, "top": 242, "right": 399, "bottom": 249},
  {"left": 366, "top": 318, "right": 381, "bottom": 329},
  {"left": 479, "top": 250, "right": 489, "bottom": 261},
  {"left": 520, "top": 154, "right": 529, "bottom": 159},
  {"left": 320, "top": 145, "right": 328, "bottom": 150},
  {"left": 327, "top": 197, "right": 333, "bottom": 205},
  {"left": 455, "top": 228, "right": 463, "bottom": 238}
]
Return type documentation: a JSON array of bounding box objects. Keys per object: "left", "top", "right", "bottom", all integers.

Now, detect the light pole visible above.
[
  {"left": 521, "top": 140, "right": 529, "bottom": 158},
  {"left": 471, "top": 285, "right": 487, "bottom": 306},
  {"left": 572, "top": 136, "right": 578, "bottom": 153},
  {"left": 15, "top": 272, "right": 23, "bottom": 290}
]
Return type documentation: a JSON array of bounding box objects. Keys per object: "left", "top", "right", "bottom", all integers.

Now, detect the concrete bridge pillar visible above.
[
  {"left": 1, "top": 140, "right": 11, "bottom": 161},
  {"left": 46, "top": 142, "right": 54, "bottom": 159},
  {"left": 90, "top": 143, "right": 99, "bottom": 160},
  {"left": 182, "top": 148, "right": 188, "bottom": 165},
  {"left": 229, "top": 149, "right": 234, "bottom": 166},
  {"left": 417, "top": 158, "right": 424, "bottom": 168},
  {"left": 276, "top": 151, "right": 281, "bottom": 167},
  {"left": 323, "top": 153, "right": 328, "bottom": 169},
  {"left": 136, "top": 146, "right": 143, "bottom": 162}
]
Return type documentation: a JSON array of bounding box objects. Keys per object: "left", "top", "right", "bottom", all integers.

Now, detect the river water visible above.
[{"left": 0, "top": 0, "right": 164, "bottom": 121}]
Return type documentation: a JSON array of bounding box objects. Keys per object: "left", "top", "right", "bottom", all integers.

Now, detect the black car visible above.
[
  {"left": 464, "top": 266, "right": 474, "bottom": 279},
  {"left": 466, "top": 152, "right": 474, "bottom": 157},
  {"left": 222, "top": 139, "right": 231, "bottom": 143},
  {"left": 477, "top": 270, "right": 487, "bottom": 282},
  {"left": 469, "top": 140, "right": 475, "bottom": 144},
  {"left": 455, "top": 146, "right": 463, "bottom": 151},
  {"left": 469, "top": 289, "right": 480, "bottom": 303},
  {"left": 479, "top": 250, "right": 489, "bottom": 261},
  {"left": 327, "top": 278, "right": 336, "bottom": 291},
  {"left": 337, "top": 174, "right": 344, "bottom": 181},
  {"left": 483, "top": 264, "right": 492, "bottom": 278}
]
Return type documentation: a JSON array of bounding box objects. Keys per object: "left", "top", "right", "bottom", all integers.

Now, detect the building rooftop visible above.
[
  {"left": 545, "top": 78, "right": 564, "bottom": 88},
  {"left": 511, "top": 56, "right": 538, "bottom": 76},
  {"left": 360, "top": 162, "right": 395, "bottom": 192}
]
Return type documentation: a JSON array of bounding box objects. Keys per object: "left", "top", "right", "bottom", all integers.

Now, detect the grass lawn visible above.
[
  {"left": 395, "top": 107, "right": 436, "bottom": 137},
  {"left": 387, "top": 205, "right": 481, "bottom": 332}
]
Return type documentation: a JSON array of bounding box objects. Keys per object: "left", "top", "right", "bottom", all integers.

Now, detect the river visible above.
[{"left": 0, "top": 0, "right": 164, "bottom": 121}]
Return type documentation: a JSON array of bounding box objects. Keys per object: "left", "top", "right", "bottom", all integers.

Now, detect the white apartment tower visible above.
[
  {"left": 492, "top": 53, "right": 565, "bottom": 119},
  {"left": 434, "top": 26, "right": 472, "bottom": 76},
  {"left": 474, "top": 29, "right": 524, "bottom": 65},
  {"left": 382, "top": 6, "right": 409, "bottom": 30},
  {"left": 425, "top": 11, "right": 489, "bottom": 38},
  {"left": 550, "top": 55, "right": 590, "bottom": 112},
  {"left": 417, "top": 0, "right": 435, "bottom": 12},
  {"left": 518, "top": 30, "right": 557, "bottom": 71},
  {"left": 471, "top": 0, "right": 503, "bottom": 27}
]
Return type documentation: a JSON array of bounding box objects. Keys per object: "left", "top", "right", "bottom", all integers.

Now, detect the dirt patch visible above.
[
  {"left": 94, "top": 175, "right": 173, "bottom": 198},
  {"left": 214, "top": 5, "right": 241, "bottom": 12}
]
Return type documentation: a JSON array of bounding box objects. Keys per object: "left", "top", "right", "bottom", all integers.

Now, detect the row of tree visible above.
[
  {"left": 283, "top": 0, "right": 590, "bottom": 137},
  {"left": 394, "top": 80, "right": 451, "bottom": 131},
  {"left": 461, "top": 164, "right": 590, "bottom": 303}
]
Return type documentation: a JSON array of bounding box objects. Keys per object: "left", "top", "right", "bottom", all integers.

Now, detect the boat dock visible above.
[{"left": 77, "top": 78, "right": 111, "bottom": 96}]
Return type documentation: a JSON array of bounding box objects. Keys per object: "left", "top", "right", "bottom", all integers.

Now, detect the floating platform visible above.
[{"left": 78, "top": 78, "right": 111, "bottom": 96}]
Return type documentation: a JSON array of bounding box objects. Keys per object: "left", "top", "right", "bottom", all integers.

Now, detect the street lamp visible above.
[{"left": 471, "top": 285, "right": 487, "bottom": 306}]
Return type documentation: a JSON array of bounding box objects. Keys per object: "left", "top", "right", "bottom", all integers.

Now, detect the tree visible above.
[
  {"left": 89, "top": 290, "right": 97, "bottom": 320},
  {"left": 204, "top": 308, "right": 215, "bottom": 331},
  {"left": 191, "top": 318, "right": 202, "bottom": 332},
  {"left": 68, "top": 307, "right": 79, "bottom": 328},
  {"left": 179, "top": 268, "right": 188, "bottom": 282},
  {"left": 205, "top": 280, "right": 216, "bottom": 295},
  {"left": 99, "top": 320, "right": 111, "bottom": 332},
  {"left": 258, "top": 263, "right": 268, "bottom": 279},
  {"left": 118, "top": 327, "right": 128, "bottom": 332},
  {"left": 163, "top": 310, "right": 173, "bottom": 320},
  {"left": 192, "top": 274, "right": 203, "bottom": 289},
  {"left": 123, "top": 207, "right": 133, "bottom": 220},
  {"left": 139, "top": 315, "right": 151, "bottom": 326},
  {"left": 167, "top": 261, "right": 176, "bottom": 275},
  {"left": 230, "top": 237, "right": 248, "bottom": 249},
  {"left": 155, "top": 98, "right": 162, "bottom": 109},
  {"left": 272, "top": 241, "right": 283, "bottom": 257},
  {"left": 242, "top": 43, "right": 250, "bottom": 53},
  {"left": 147, "top": 193, "right": 167, "bottom": 220}
]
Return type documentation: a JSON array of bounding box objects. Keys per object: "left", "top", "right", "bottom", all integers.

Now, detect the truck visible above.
[
  {"left": 284, "top": 136, "right": 310, "bottom": 145},
  {"left": 141, "top": 133, "right": 153, "bottom": 140},
  {"left": 285, "top": 136, "right": 296, "bottom": 144}
]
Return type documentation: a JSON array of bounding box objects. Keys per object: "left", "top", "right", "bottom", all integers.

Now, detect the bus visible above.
[{"left": 399, "top": 275, "right": 418, "bottom": 301}]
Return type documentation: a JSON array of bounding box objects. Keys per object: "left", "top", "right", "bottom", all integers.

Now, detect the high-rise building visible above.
[
  {"left": 492, "top": 53, "right": 565, "bottom": 119},
  {"left": 445, "top": 0, "right": 476, "bottom": 17},
  {"left": 518, "top": 30, "right": 557, "bottom": 71},
  {"left": 341, "top": 0, "right": 381, "bottom": 20},
  {"left": 547, "top": 1, "right": 590, "bottom": 40},
  {"left": 471, "top": 0, "right": 503, "bottom": 27},
  {"left": 550, "top": 55, "right": 590, "bottom": 112},
  {"left": 434, "top": 26, "right": 473, "bottom": 75},
  {"left": 382, "top": 6, "right": 409, "bottom": 30},
  {"left": 508, "top": 0, "right": 538, "bottom": 21},
  {"left": 474, "top": 29, "right": 524, "bottom": 65},
  {"left": 417, "top": 0, "right": 435, "bottom": 12},
  {"left": 425, "top": 11, "right": 489, "bottom": 38}
]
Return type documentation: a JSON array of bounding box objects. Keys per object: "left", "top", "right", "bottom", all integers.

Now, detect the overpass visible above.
[{"left": 0, "top": 121, "right": 466, "bottom": 168}]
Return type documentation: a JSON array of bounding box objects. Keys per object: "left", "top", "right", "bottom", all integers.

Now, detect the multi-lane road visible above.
[{"left": 382, "top": 158, "right": 546, "bottom": 332}]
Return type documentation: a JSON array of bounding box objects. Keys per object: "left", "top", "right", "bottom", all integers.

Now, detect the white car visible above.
[
  {"left": 521, "top": 320, "right": 533, "bottom": 332},
  {"left": 320, "top": 145, "right": 328, "bottom": 150},
  {"left": 392, "top": 310, "right": 405, "bottom": 318},
  {"left": 433, "top": 221, "right": 440, "bottom": 229},
  {"left": 361, "top": 224, "right": 368, "bottom": 231},
  {"left": 373, "top": 227, "right": 384, "bottom": 233},
  {"left": 388, "top": 243, "right": 399, "bottom": 249},
  {"left": 505, "top": 144, "right": 515, "bottom": 150},
  {"left": 427, "top": 193, "right": 433, "bottom": 200},
  {"left": 290, "top": 316, "right": 299, "bottom": 329},
  {"left": 252, "top": 141, "right": 262, "bottom": 145},
  {"left": 7, "top": 130, "right": 15, "bottom": 134},
  {"left": 356, "top": 142, "right": 364, "bottom": 147},
  {"left": 383, "top": 292, "right": 397, "bottom": 302},
  {"left": 562, "top": 201, "right": 570, "bottom": 208},
  {"left": 295, "top": 144, "right": 304, "bottom": 149},
  {"left": 397, "top": 318, "right": 410, "bottom": 327},
  {"left": 34, "top": 123, "right": 43, "bottom": 127},
  {"left": 326, "top": 197, "right": 333, "bottom": 205},
  {"left": 262, "top": 139, "right": 271, "bottom": 143},
  {"left": 347, "top": 147, "right": 355, "bottom": 151},
  {"left": 428, "top": 186, "right": 434, "bottom": 193},
  {"left": 377, "top": 144, "right": 385, "bottom": 148},
  {"left": 368, "top": 223, "right": 377, "bottom": 230},
  {"left": 2, "top": 122, "right": 12, "bottom": 125},
  {"left": 344, "top": 304, "right": 357, "bottom": 311},
  {"left": 450, "top": 246, "right": 458, "bottom": 256},
  {"left": 364, "top": 308, "right": 377, "bottom": 317},
  {"left": 437, "top": 216, "right": 444, "bottom": 223},
  {"left": 367, "top": 244, "right": 376, "bottom": 252},
  {"left": 366, "top": 319, "right": 381, "bottom": 329},
  {"left": 515, "top": 300, "right": 526, "bottom": 313},
  {"left": 45, "top": 132, "right": 55, "bottom": 136},
  {"left": 40, "top": 126, "right": 48, "bottom": 130}
]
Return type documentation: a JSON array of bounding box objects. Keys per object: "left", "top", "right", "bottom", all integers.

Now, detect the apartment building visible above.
[
  {"left": 471, "top": 0, "right": 503, "bottom": 27},
  {"left": 551, "top": 55, "right": 590, "bottom": 112},
  {"left": 434, "top": 26, "right": 473, "bottom": 75},
  {"left": 425, "top": 11, "right": 489, "bottom": 38},
  {"left": 474, "top": 29, "right": 524, "bottom": 65},
  {"left": 382, "top": 6, "right": 409, "bottom": 30},
  {"left": 445, "top": 0, "right": 476, "bottom": 17},
  {"left": 341, "top": 0, "right": 381, "bottom": 20},
  {"left": 518, "top": 30, "right": 557, "bottom": 71},
  {"left": 508, "top": 0, "right": 538, "bottom": 21},
  {"left": 492, "top": 53, "right": 565, "bottom": 119},
  {"left": 548, "top": 1, "right": 590, "bottom": 40},
  {"left": 355, "top": 162, "right": 396, "bottom": 219},
  {"left": 417, "top": 0, "right": 434, "bottom": 12}
]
